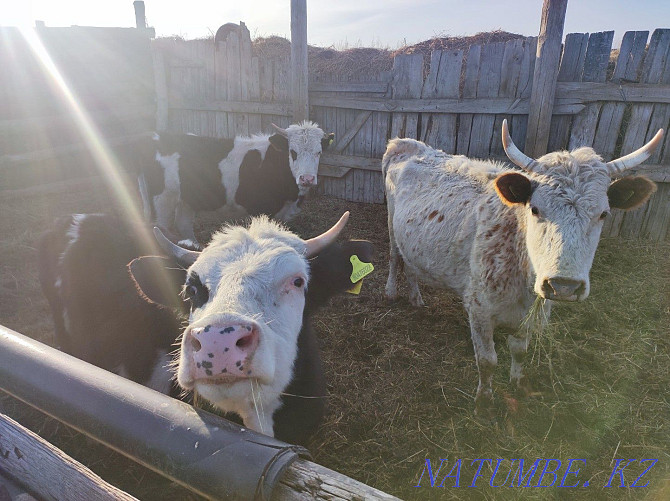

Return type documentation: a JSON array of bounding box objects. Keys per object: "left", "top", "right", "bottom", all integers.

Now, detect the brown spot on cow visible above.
[
  {"left": 438, "top": 215, "right": 445, "bottom": 222},
  {"left": 428, "top": 210, "right": 438, "bottom": 220}
]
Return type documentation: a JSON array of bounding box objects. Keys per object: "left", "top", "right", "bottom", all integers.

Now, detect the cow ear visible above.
[
  {"left": 128, "top": 256, "right": 187, "bottom": 310},
  {"left": 269, "top": 133, "right": 289, "bottom": 152},
  {"left": 494, "top": 172, "right": 532, "bottom": 206},
  {"left": 607, "top": 176, "right": 657, "bottom": 210},
  {"left": 321, "top": 133, "right": 335, "bottom": 150},
  {"left": 306, "top": 239, "right": 375, "bottom": 312}
]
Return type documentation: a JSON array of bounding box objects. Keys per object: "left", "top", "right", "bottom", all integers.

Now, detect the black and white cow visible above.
[
  {"left": 138, "top": 121, "right": 334, "bottom": 249},
  {"left": 37, "top": 214, "right": 181, "bottom": 394},
  {"left": 38, "top": 212, "right": 373, "bottom": 444}
]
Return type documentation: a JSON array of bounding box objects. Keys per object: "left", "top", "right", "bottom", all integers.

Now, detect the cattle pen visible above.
[{"left": 1, "top": 0, "right": 669, "bottom": 500}]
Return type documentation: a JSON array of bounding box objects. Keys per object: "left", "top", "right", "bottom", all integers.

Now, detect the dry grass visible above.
[{"left": 1, "top": 175, "right": 669, "bottom": 500}]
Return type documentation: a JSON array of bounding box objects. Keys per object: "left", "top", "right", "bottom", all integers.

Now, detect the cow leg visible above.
[
  {"left": 175, "top": 202, "right": 200, "bottom": 250},
  {"left": 507, "top": 333, "right": 530, "bottom": 393},
  {"left": 469, "top": 311, "right": 497, "bottom": 418},
  {"left": 153, "top": 191, "right": 178, "bottom": 235},
  {"left": 406, "top": 271, "right": 425, "bottom": 307},
  {"left": 385, "top": 206, "right": 403, "bottom": 301},
  {"left": 274, "top": 200, "right": 300, "bottom": 222}
]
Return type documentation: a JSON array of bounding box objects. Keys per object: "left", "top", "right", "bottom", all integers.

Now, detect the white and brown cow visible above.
[
  {"left": 138, "top": 121, "right": 334, "bottom": 249},
  {"left": 383, "top": 120, "right": 663, "bottom": 416}
]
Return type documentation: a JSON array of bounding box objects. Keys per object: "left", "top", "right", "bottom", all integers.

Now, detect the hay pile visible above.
[{"left": 251, "top": 30, "right": 526, "bottom": 78}]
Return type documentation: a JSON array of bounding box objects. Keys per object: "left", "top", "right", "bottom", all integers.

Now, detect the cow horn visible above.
[
  {"left": 153, "top": 227, "right": 200, "bottom": 268},
  {"left": 271, "top": 123, "right": 288, "bottom": 138},
  {"left": 502, "top": 119, "right": 540, "bottom": 173},
  {"left": 606, "top": 129, "right": 664, "bottom": 177},
  {"left": 304, "top": 211, "right": 349, "bottom": 258}
]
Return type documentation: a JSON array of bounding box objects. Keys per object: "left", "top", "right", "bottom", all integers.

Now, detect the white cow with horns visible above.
[{"left": 383, "top": 120, "right": 663, "bottom": 417}]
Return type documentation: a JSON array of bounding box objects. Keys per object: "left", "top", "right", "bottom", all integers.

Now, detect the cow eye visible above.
[
  {"left": 183, "top": 273, "right": 209, "bottom": 309},
  {"left": 599, "top": 210, "right": 609, "bottom": 220},
  {"left": 530, "top": 205, "right": 540, "bottom": 217},
  {"left": 290, "top": 149, "right": 298, "bottom": 161},
  {"left": 293, "top": 277, "right": 304, "bottom": 288}
]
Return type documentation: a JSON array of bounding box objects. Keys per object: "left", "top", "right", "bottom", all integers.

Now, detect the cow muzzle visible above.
[
  {"left": 542, "top": 277, "right": 586, "bottom": 302},
  {"left": 185, "top": 317, "right": 260, "bottom": 382},
  {"left": 298, "top": 174, "right": 316, "bottom": 187}
]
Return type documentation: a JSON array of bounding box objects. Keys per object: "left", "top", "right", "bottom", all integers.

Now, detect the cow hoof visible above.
[
  {"left": 409, "top": 295, "right": 425, "bottom": 307},
  {"left": 513, "top": 376, "right": 535, "bottom": 398},
  {"left": 474, "top": 391, "right": 495, "bottom": 421}
]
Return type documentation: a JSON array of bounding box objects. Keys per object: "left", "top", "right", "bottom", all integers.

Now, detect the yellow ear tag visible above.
[{"left": 346, "top": 255, "right": 374, "bottom": 295}]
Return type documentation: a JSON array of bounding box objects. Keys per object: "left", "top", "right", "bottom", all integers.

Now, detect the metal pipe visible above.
[{"left": 0, "top": 325, "right": 307, "bottom": 500}]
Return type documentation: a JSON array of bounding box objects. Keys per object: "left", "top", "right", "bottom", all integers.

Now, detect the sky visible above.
[{"left": 2, "top": 0, "right": 669, "bottom": 49}]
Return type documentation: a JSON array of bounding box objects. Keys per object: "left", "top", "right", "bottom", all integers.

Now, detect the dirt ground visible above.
[{"left": 1, "top": 174, "right": 669, "bottom": 500}]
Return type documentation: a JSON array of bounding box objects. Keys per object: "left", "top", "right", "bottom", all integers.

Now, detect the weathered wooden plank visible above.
[
  {"left": 621, "top": 29, "right": 670, "bottom": 154},
  {"left": 456, "top": 44, "right": 481, "bottom": 155},
  {"left": 548, "top": 33, "right": 589, "bottom": 151},
  {"left": 568, "top": 31, "right": 614, "bottom": 149},
  {"left": 525, "top": 0, "right": 568, "bottom": 157},
  {"left": 511, "top": 36, "right": 537, "bottom": 153},
  {"left": 421, "top": 49, "right": 463, "bottom": 153},
  {"left": 238, "top": 24, "right": 252, "bottom": 135},
  {"left": 640, "top": 182, "right": 670, "bottom": 242},
  {"left": 591, "top": 32, "right": 650, "bottom": 158},
  {"left": 214, "top": 40, "right": 229, "bottom": 137},
  {"left": 491, "top": 39, "right": 525, "bottom": 157},
  {"left": 248, "top": 57, "right": 262, "bottom": 134},
  {"left": 469, "top": 42, "right": 505, "bottom": 158},
  {"left": 259, "top": 57, "right": 275, "bottom": 132},
  {"left": 390, "top": 54, "right": 424, "bottom": 139},
  {"left": 225, "top": 31, "right": 244, "bottom": 135},
  {"left": 617, "top": 29, "right": 670, "bottom": 238},
  {"left": 0, "top": 413, "right": 138, "bottom": 501},
  {"left": 151, "top": 47, "right": 168, "bottom": 131}
]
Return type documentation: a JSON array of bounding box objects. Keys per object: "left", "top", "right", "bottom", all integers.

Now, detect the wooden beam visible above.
[
  {"left": 291, "top": 0, "right": 309, "bottom": 122},
  {"left": 310, "top": 95, "right": 583, "bottom": 115},
  {"left": 169, "top": 98, "right": 292, "bottom": 116},
  {"left": 525, "top": 0, "right": 568, "bottom": 157},
  {"left": 133, "top": 1, "right": 146, "bottom": 29},
  {"left": 332, "top": 111, "right": 372, "bottom": 153},
  {"left": 309, "top": 81, "right": 390, "bottom": 93},
  {"left": 273, "top": 459, "right": 400, "bottom": 500},
  {"left": 321, "top": 152, "right": 382, "bottom": 172},
  {"left": 0, "top": 413, "right": 138, "bottom": 501}
]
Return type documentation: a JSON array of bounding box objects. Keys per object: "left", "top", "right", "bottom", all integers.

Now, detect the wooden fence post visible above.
[
  {"left": 525, "top": 0, "right": 568, "bottom": 157},
  {"left": 133, "top": 1, "right": 146, "bottom": 29},
  {"left": 291, "top": 0, "right": 309, "bottom": 122}
]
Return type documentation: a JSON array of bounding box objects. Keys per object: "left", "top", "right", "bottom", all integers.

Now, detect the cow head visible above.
[
  {"left": 135, "top": 212, "right": 350, "bottom": 435},
  {"left": 269, "top": 121, "right": 334, "bottom": 188},
  {"left": 495, "top": 120, "right": 662, "bottom": 302}
]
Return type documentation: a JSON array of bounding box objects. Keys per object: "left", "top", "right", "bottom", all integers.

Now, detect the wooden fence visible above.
[{"left": 158, "top": 25, "right": 670, "bottom": 241}]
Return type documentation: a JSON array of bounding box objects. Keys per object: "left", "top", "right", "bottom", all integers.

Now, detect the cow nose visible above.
[
  {"left": 299, "top": 175, "right": 315, "bottom": 186},
  {"left": 543, "top": 277, "right": 585, "bottom": 301},
  {"left": 187, "top": 322, "right": 259, "bottom": 380}
]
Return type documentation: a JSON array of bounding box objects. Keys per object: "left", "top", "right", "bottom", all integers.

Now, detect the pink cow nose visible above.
[
  {"left": 188, "top": 323, "right": 259, "bottom": 380},
  {"left": 299, "top": 175, "right": 316, "bottom": 186}
]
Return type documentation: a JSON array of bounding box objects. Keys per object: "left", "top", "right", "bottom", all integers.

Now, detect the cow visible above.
[
  {"left": 37, "top": 214, "right": 182, "bottom": 395},
  {"left": 138, "top": 121, "right": 335, "bottom": 250},
  {"left": 383, "top": 120, "right": 663, "bottom": 417},
  {"left": 38, "top": 212, "right": 374, "bottom": 444}
]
